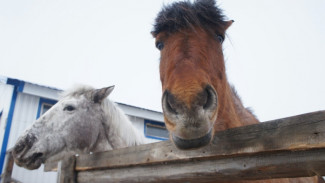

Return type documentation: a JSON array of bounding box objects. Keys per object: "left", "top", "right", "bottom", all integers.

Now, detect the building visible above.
[{"left": 0, "top": 76, "right": 166, "bottom": 183}]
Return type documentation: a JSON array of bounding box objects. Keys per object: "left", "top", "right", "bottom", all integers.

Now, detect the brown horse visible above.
[{"left": 152, "top": 0, "right": 321, "bottom": 182}]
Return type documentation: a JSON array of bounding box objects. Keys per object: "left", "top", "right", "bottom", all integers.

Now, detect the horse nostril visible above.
[
  {"left": 14, "top": 143, "right": 25, "bottom": 154},
  {"left": 13, "top": 133, "right": 37, "bottom": 158},
  {"left": 162, "top": 91, "right": 178, "bottom": 115},
  {"left": 31, "top": 152, "right": 44, "bottom": 162},
  {"left": 203, "top": 85, "right": 217, "bottom": 110}
]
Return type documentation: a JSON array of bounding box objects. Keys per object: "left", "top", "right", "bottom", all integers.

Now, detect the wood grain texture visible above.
[
  {"left": 2, "top": 151, "right": 14, "bottom": 183},
  {"left": 77, "top": 148, "right": 325, "bottom": 183},
  {"left": 57, "top": 156, "right": 76, "bottom": 183},
  {"left": 44, "top": 111, "right": 325, "bottom": 182},
  {"left": 45, "top": 110, "right": 325, "bottom": 172}
]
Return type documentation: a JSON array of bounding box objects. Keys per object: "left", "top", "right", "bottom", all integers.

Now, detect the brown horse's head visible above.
[{"left": 152, "top": 0, "right": 233, "bottom": 149}]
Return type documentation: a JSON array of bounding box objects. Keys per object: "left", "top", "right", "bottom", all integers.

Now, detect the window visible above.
[
  {"left": 36, "top": 98, "right": 57, "bottom": 119},
  {"left": 41, "top": 103, "right": 53, "bottom": 115},
  {"left": 144, "top": 120, "right": 169, "bottom": 140}
]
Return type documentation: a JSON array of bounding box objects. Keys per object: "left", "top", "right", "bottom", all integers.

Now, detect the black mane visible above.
[{"left": 152, "top": 0, "right": 227, "bottom": 36}]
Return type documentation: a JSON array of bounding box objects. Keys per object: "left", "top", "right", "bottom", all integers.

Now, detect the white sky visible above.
[{"left": 0, "top": 0, "right": 324, "bottom": 122}]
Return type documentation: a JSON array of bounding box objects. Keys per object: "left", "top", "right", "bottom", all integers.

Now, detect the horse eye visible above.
[
  {"left": 156, "top": 41, "right": 164, "bottom": 50},
  {"left": 64, "top": 105, "right": 75, "bottom": 111},
  {"left": 217, "top": 35, "right": 224, "bottom": 43}
]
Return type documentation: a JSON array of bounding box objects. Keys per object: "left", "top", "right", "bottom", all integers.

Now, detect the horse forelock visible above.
[
  {"left": 152, "top": 0, "right": 226, "bottom": 37},
  {"left": 60, "top": 85, "right": 94, "bottom": 99}
]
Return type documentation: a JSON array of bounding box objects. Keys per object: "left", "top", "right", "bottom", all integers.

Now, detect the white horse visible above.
[{"left": 12, "top": 85, "right": 146, "bottom": 170}]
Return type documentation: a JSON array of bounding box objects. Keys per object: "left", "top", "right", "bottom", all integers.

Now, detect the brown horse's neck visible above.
[{"left": 214, "top": 82, "right": 259, "bottom": 132}]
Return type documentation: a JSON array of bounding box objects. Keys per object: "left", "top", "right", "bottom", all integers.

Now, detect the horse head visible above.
[
  {"left": 12, "top": 86, "right": 114, "bottom": 169},
  {"left": 152, "top": 0, "right": 234, "bottom": 149}
]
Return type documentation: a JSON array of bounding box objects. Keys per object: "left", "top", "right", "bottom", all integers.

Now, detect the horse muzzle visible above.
[
  {"left": 162, "top": 85, "right": 218, "bottom": 149},
  {"left": 172, "top": 129, "right": 212, "bottom": 149},
  {"left": 12, "top": 133, "right": 45, "bottom": 170}
]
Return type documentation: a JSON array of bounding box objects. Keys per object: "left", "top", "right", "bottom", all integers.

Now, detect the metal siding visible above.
[
  {"left": 7, "top": 93, "right": 39, "bottom": 148},
  {"left": 23, "top": 82, "right": 60, "bottom": 101},
  {"left": 8, "top": 93, "right": 57, "bottom": 183},
  {"left": 0, "top": 83, "right": 14, "bottom": 152},
  {"left": 118, "top": 103, "right": 164, "bottom": 122},
  {"left": 0, "top": 80, "right": 23, "bottom": 175}
]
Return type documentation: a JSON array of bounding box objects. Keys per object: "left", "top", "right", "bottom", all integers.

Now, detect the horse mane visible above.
[
  {"left": 230, "top": 85, "right": 259, "bottom": 124},
  {"left": 101, "top": 98, "right": 146, "bottom": 148},
  {"left": 152, "top": 0, "right": 227, "bottom": 36}
]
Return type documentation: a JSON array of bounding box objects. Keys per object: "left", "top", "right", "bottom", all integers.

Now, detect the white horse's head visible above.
[{"left": 13, "top": 85, "right": 115, "bottom": 170}]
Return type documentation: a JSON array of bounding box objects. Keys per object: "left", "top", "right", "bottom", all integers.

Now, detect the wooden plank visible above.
[
  {"left": 44, "top": 110, "right": 325, "bottom": 172},
  {"left": 77, "top": 148, "right": 325, "bottom": 183},
  {"left": 57, "top": 156, "right": 76, "bottom": 183},
  {"left": 2, "top": 151, "right": 14, "bottom": 183}
]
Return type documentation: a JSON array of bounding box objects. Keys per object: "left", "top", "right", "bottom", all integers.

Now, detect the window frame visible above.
[
  {"left": 36, "top": 98, "right": 57, "bottom": 119},
  {"left": 144, "top": 119, "right": 169, "bottom": 140}
]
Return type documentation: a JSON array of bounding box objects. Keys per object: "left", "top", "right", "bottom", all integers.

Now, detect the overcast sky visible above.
[{"left": 1, "top": 0, "right": 324, "bottom": 122}]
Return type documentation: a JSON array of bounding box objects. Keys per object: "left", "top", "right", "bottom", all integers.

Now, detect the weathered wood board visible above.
[
  {"left": 45, "top": 110, "right": 325, "bottom": 183},
  {"left": 2, "top": 151, "right": 14, "bottom": 183},
  {"left": 77, "top": 148, "right": 325, "bottom": 183},
  {"left": 57, "top": 156, "right": 76, "bottom": 183}
]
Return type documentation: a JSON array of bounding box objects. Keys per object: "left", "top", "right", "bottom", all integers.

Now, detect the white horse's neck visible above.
[{"left": 99, "top": 99, "right": 146, "bottom": 149}]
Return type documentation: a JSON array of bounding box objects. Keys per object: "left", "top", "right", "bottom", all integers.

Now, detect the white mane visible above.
[{"left": 102, "top": 99, "right": 146, "bottom": 148}]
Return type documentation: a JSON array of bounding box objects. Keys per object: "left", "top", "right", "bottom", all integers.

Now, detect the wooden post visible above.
[
  {"left": 57, "top": 155, "right": 76, "bottom": 183},
  {"left": 1, "top": 151, "right": 14, "bottom": 183}
]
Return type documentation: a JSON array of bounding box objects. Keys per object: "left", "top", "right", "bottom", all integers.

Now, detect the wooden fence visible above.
[
  {"left": 42, "top": 110, "right": 325, "bottom": 182},
  {"left": 1, "top": 150, "right": 14, "bottom": 183}
]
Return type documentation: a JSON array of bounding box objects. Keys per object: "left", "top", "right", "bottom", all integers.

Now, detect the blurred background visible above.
[{"left": 1, "top": 0, "right": 324, "bottom": 121}]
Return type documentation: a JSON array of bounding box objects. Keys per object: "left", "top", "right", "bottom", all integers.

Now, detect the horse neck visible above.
[
  {"left": 100, "top": 99, "right": 145, "bottom": 149},
  {"left": 215, "top": 82, "right": 259, "bottom": 131}
]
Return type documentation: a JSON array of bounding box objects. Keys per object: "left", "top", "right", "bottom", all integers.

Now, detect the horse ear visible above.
[
  {"left": 224, "top": 20, "right": 234, "bottom": 31},
  {"left": 151, "top": 31, "right": 156, "bottom": 38},
  {"left": 92, "top": 85, "right": 115, "bottom": 103}
]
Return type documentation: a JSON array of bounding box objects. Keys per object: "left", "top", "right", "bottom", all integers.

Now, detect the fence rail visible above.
[{"left": 43, "top": 110, "right": 325, "bottom": 183}]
